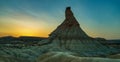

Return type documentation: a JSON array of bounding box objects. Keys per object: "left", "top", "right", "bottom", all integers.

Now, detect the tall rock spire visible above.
[
  {"left": 65, "top": 7, "right": 74, "bottom": 19},
  {"left": 48, "top": 7, "right": 117, "bottom": 56},
  {"left": 64, "top": 7, "right": 80, "bottom": 27}
]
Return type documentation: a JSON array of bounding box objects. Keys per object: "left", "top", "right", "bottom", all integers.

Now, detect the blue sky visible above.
[{"left": 0, "top": 0, "right": 120, "bottom": 39}]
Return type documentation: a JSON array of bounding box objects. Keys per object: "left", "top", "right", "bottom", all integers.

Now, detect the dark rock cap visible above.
[
  {"left": 66, "top": 7, "right": 71, "bottom": 10},
  {"left": 65, "top": 7, "right": 73, "bottom": 19}
]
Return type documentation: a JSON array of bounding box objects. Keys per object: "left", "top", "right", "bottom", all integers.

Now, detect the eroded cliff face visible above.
[{"left": 49, "top": 7, "right": 90, "bottom": 39}]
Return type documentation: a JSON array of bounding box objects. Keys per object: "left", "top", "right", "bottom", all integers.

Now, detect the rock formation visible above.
[
  {"left": 49, "top": 7, "right": 90, "bottom": 40},
  {"left": 48, "top": 7, "right": 117, "bottom": 56}
]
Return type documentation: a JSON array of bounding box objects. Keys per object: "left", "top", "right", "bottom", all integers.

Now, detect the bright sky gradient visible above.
[{"left": 0, "top": 0, "right": 120, "bottom": 39}]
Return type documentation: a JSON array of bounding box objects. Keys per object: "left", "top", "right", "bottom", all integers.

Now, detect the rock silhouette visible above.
[{"left": 49, "top": 7, "right": 90, "bottom": 39}]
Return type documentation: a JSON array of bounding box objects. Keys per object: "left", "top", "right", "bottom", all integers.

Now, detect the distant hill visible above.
[
  {"left": 100, "top": 40, "right": 120, "bottom": 45},
  {"left": 0, "top": 36, "right": 47, "bottom": 44}
]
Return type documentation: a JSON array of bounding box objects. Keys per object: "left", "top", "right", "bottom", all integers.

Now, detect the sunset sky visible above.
[{"left": 0, "top": 0, "right": 120, "bottom": 39}]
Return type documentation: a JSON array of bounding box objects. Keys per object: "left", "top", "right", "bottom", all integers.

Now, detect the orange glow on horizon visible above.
[
  {"left": 0, "top": 13, "right": 55, "bottom": 37},
  {"left": 0, "top": 31, "right": 50, "bottom": 37}
]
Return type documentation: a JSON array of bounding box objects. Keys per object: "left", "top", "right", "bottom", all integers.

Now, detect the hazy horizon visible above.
[{"left": 0, "top": 0, "right": 120, "bottom": 39}]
